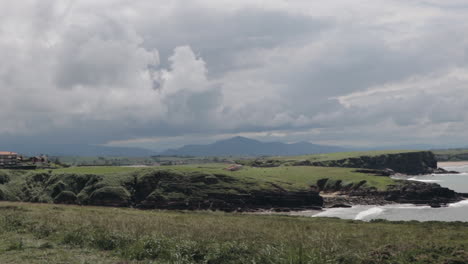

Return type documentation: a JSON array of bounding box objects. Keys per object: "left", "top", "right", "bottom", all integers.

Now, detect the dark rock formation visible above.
[
  {"left": 310, "top": 151, "right": 440, "bottom": 175},
  {"left": 354, "top": 169, "right": 395, "bottom": 176},
  {"left": 383, "top": 181, "right": 461, "bottom": 205},
  {"left": 316, "top": 178, "right": 367, "bottom": 193},
  {"left": 120, "top": 170, "right": 324, "bottom": 211},
  {"left": 431, "top": 168, "right": 460, "bottom": 174},
  {"left": 137, "top": 188, "right": 323, "bottom": 212},
  {"left": 328, "top": 203, "right": 352, "bottom": 208},
  {"left": 318, "top": 178, "right": 463, "bottom": 206}
]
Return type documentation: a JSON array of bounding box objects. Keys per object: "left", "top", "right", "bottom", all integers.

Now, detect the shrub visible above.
[
  {"left": 0, "top": 186, "right": 5, "bottom": 200},
  {"left": 89, "top": 186, "right": 131, "bottom": 207},
  {"left": 120, "top": 237, "right": 170, "bottom": 260},
  {"left": 6, "top": 239, "right": 24, "bottom": 251},
  {"left": 53, "top": 191, "right": 77, "bottom": 204},
  {"left": 0, "top": 171, "right": 10, "bottom": 184},
  {"left": 62, "top": 229, "right": 88, "bottom": 247},
  {"left": 91, "top": 229, "right": 133, "bottom": 251},
  {"left": 76, "top": 191, "right": 90, "bottom": 205},
  {"left": 50, "top": 181, "right": 66, "bottom": 198}
]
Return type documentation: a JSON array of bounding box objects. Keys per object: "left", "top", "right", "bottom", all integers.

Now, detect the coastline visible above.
[{"left": 439, "top": 161, "right": 468, "bottom": 167}]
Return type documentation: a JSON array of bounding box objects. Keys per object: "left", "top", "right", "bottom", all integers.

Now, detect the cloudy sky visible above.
[{"left": 1, "top": 0, "right": 468, "bottom": 150}]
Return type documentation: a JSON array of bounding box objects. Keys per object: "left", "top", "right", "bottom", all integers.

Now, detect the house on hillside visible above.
[
  {"left": 0, "top": 151, "right": 19, "bottom": 167},
  {"left": 31, "top": 155, "right": 48, "bottom": 164}
]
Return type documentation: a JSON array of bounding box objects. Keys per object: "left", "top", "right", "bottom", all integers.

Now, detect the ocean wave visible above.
[
  {"left": 384, "top": 204, "right": 430, "bottom": 210},
  {"left": 408, "top": 177, "right": 442, "bottom": 183},
  {"left": 442, "top": 165, "right": 468, "bottom": 170},
  {"left": 354, "top": 207, "right": 384, "bottom": 220},
  {"left": 449, "top": 200, "right": 468, "bottom": 208},
  {"left": 432, "top": 172, "right": 468, "bottom": 176}
]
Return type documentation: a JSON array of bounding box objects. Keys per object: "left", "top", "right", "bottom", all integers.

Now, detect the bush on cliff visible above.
[
  {"left": 0, "top": 186, "right": 5, "bottom": 200},
  {"left": 50, "top": 180, "right": 66, "bottom": 198},
  {"left": 128, "top": 170, "right": 187, "bottom": 202},
  {"left": 54, "top": 191, "right": 78, "bottom": 204},
  {"left": 89, "top": 186, "right": 131, "bottom": 207},
  {"left": 0, "top": 171, "right": 10, "bottom": 184}
]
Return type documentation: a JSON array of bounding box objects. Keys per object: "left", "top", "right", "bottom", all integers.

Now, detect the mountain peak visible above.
[
  {"left": 217, "top": 136, "right": 259, "bottom": 144},
  {"left": 161, "top": 137, "right": 347, "bottom": 156}
]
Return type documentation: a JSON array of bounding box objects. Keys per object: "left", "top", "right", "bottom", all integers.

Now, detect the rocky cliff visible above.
[
  {"left": 0, "top": 170, "right": 323, "bottom": 212},
  {"left": 307, "top": 151, "right": 439, "bottom": 175},
  {"left": 316, "top": 177, "right": 463, "bottom": 207}
]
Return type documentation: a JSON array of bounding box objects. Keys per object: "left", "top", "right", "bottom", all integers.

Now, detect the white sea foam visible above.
[
  {"left": 449, "top": 199, "right": 468, "bottom": 208},
  {"left": 442, "top": 166, "right": 468, "bottom": 171},
  {"left": 354, "top": 207, "right": 384, "bottom": 220},
  {"left": 408, "top": 177, "right": 441, "bottom": 183},
  {"left": 386, "top": 205, "right": 430, "bottom": 210}
]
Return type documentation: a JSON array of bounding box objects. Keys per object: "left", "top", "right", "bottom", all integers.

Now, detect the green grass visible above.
[
  {"left": 0, "top": 202, "right": 466, "bottom": 264},
  {"left": 55, "top": 156, "right": 234, "bottom": 167},
  {"left": 36, "top": 164, "right": 395, "bottom": 191},
  {"left": 171, "top": 164, "right": 394, "bottom": 191},
  {"left": 433, "top": 149, "right": 468, "bottom": 155},
  {"left": 39, "top": 166, "right": 142, "bottom": 175},
  {"left": 433, "top": 149, "right": 468, "bottom": 161},
  {"left": 0, "top": 164, "right": 395, "bottom": 211},
  {"left": 274, "top": 150, "right": 418, "bottom": 162}
]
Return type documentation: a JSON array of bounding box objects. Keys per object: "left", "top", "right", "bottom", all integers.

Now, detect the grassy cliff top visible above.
[
  {"left": 273, "top": 150, "right": 419, "bottom": 162},
  {"left": 39, "top": 164, "right": 394, "bottom": 191}
]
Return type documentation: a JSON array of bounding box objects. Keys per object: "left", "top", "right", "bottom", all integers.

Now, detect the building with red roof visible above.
[{"left": 0, "top": 151, "right": 19, "bottom": 167}]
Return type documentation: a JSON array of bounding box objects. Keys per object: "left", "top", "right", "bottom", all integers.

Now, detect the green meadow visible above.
[
  {"left": 0, "top": 151, "right": 466, "bottom": 263},
  {"left": 273, "top": 150, "right": 418, "bottom": 162},
  {"left": 37, "top": 164, "right": 394, "bottom": 191},
  {"left": 0, "top": 202, "right": 467, "bottom": 264}
]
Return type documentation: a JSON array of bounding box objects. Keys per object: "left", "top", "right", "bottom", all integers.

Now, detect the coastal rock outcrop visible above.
[
  {"left": 310, "top": 151, "right": 439, "bottom": 175},
  {"left": 131, "top": 171, "right": 324, "bottom": 211},
  {"left": 317, "top": 178, "right": 463, "bottom": 207},
  {"left": 383, "top": 181, "right": 461, "bottom": 205}
]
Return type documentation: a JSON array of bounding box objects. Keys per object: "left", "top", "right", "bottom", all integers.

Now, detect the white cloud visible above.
[{"left": 1, "top": 0, "right": 468, "bottom": 148}]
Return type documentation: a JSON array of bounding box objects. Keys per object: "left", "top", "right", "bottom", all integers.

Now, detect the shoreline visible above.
[
  {"left": 439, "top": 161, "right": 468, "bottom": 167},
  {"left": 249, "top": 197, "right": 468, "bottom": 218}
]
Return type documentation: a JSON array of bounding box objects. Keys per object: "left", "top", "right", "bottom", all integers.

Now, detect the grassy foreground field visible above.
[{"left": 0, "top": 201, "right": 467, "bottom": 264}]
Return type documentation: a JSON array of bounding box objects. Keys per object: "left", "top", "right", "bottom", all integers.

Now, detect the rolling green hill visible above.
[{"left": 0, "top": 165, "right": 394, "bottom": 211}]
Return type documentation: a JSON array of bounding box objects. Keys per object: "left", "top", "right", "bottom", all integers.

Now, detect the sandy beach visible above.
[{"left": 439, "top": 161, "right": 468, "bottom": 167}]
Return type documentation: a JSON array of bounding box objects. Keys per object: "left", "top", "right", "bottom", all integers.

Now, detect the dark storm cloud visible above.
[
  {"left": 1, "top": 0, "right": 468, "bottom": 150},
  {"left": 138, "top": 7, "right": 330, "bottom": 77}
]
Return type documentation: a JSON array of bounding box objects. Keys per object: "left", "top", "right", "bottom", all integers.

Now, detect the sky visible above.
[{"left": 1, "top": 0, "right": 468, "bottom": 151}]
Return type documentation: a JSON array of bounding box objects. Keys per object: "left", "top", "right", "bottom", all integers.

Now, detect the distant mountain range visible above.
[
  {"left": 1, "top": 137, "right": 451, "bottom": 157},
  {"left": 159, "top": 136, "right": 348, "bottom": 156}
]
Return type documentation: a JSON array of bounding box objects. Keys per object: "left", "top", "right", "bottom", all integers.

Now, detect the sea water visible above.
[{"left": 313, "top": 164, "right": 468, "bottom": 222}]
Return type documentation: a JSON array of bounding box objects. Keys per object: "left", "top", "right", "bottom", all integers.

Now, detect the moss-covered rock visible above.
[{"left": 311, "top": 151, "right": 438, "bottom": 175}]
